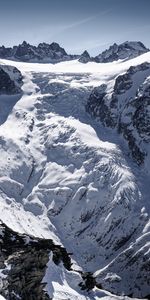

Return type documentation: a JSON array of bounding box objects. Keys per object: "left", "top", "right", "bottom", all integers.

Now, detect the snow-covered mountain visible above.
[
  {"left": 78, "top": 42, "right": 149, "bottom": 64},
  {"left": 0, "top": 45, "right": 150, "bottom": 300},
  {"left": 0, "top": 41, "right": 74, "bottom": 63},
  {"left": 87, "top": 62, "right": 150, "bottom": 166},
  {"left": 0, "top": 41, "right": 149, "bottom": 64},
  {"left": 94, "top": 41, "right": 149, "bottom": 63}
]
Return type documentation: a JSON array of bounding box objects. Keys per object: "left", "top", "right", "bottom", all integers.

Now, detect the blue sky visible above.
[{"left": 0, "top": 0, "right": 150, "bottom": 55}]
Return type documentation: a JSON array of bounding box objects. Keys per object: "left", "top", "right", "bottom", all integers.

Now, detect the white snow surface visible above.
[
  {"left": 42, "top": 253, "right": 143, "bottom": 300},
  {"left": 0, "top": 53, "right": 150, "bottom": 299},
  {"left": 0, "top": 296, "right": 6, "bottom": 300}
]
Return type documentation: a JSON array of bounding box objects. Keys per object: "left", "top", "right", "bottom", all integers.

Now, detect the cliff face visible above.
[
  {"left": 0, "top": 65, "right": 23, "bottom": 95},
  {"left": 0, "top": 221, "right": 72, "bottom": 300},
  {"left": 86, "top": 62, "right": 150, "bottom": 165}
]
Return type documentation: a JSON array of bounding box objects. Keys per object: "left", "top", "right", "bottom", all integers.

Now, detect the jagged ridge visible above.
[{"left": 0, "top": 41, "right": 149, "bottom": 63}]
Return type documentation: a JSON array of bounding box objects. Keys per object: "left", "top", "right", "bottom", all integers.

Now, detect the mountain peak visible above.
[
  {"left": 121, "top": 40, "right": 148, "bottom": 49},
  {"left": 78, "top": 50, "right": 91, "bottom": 63},
  {"left": 21, "top": 40, "right": 28, "bottom": 46},
  {"left": 0, "top": 41, "right": 68, "bottom": 62},
  {"left": 0, "top": 40, "right": 149, "bottom": 64},
  {"left": 95, "top": 40, "right": 149, "bottom": 63}
]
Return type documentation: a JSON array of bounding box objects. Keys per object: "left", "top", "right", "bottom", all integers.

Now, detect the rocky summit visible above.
[
  {"left": 0, "top": 41, "right": 149, "bottom": 64},
  {"left": 0, "top": 41, "right": 70, "bottom": 63},
  {"left": 78, "top": 50, "right": 91, "bottom": 63},
  {"left": 94, "top": 41, "right": 149, "bottom": 63}
]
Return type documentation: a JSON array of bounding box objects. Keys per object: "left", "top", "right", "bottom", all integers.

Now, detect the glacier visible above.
[{"left": 0, "top": 50, "right": 150, "bottom": 299}]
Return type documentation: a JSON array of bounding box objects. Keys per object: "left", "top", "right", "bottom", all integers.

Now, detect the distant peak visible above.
[
  {"left": 0, "top": 40, "right": 149, "bottom": 64},
  {"left": 50, "top": 42, "right": 60, "bottom": 47},
  {"left": 78, "top": 50, "right": 91, "bottom": 63},
  {"left": 123, "top": 40, "right": 146, "bottom": 46},
  {"left": 81, "top": 50, "right": 90, "bottom": 57},
  {"left": 21, "top": 41, "right": 29, "bottom": 46},
  {"left": 94, "top": 40, "right": 149, "bottom": 63}
]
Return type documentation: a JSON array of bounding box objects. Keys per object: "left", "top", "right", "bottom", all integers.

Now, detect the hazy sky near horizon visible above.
[{"left": 0, "top": 0, "right": 150, "bottom": 55}]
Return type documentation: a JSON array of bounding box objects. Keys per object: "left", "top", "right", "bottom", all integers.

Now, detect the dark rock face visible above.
[
  {"left": 86, "top": 62, "right": 150, "bottom": 164},
  {"left": 119, "top": 94, "right": 150, "bottom": 164},
  {"left": 0, "top": 41, "right": 70, "bottom": 63},
  {"left": 94, "top": 41, "right": 149, "bottom": 63},
  {"left": 14, "top": 41, "right": 68, "bottom": 62},
  {"left": 0, "top": 221, "right": 72, "bottom": 300},
  {"left": 0, "top": 66, "right": 23, "bottom": 95},
  {"left": 7, "top": 249, "right": 50, "bottom": 300},
  {"left": 0, "top": 46, "right": 12, "bottom": 58},
  {"left": 14, "top": 41, "right": 40, "bottom": 61},
  {"left": 114, "top": 73, "right": 133, "bottom": 94},
  {"left": 78, "top": 41, "right": 149, "bottom": 64},
  {"left": 0, "top": 40, "right": 148, "bottom": 64},
  {"left": 78, "top": 51, "right": 91, "bottom": 63},
  {"left": 0, "top": 221, "right": 97, "bottom": 299},
  {"left": 86, "top": 84, "right": 117, "bottom": 128},
  {"left": 79, "top": 272, "right": 97, "bottom": 291},
  {"left": 39, "top": 42, "right": 67, "bottom": 55},
  {"left": 0, "top": 68, "right": 18, "bottom": 95}
]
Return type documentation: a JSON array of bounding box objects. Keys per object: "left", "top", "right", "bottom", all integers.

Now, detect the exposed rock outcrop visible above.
[
  {"left": 0, "top": 65, "right": 23, "bottom": 95},
  {"left": 94, "top": 41, "right": 149, "bottom": 63},
  {"left": 0, "top": 221, "right": 71, "bottom": 300},
  {"left": 78, "top": 51, "right": 91, "bottom": 63},
  {"left": 0, "top": 41, "right": 149, "bottom": 64},
  {"left": 86, "top": 62, "right": 150, "bottom": 164},
  {"left": 0, "top": 41, "right": 71, "bottom": 63}
]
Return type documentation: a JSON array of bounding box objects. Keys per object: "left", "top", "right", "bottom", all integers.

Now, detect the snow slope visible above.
[
  {"left": 0, "top": 52, "right": 150, "bottom": 299},
  {"left": 42, "top": 255, "right": 145, "bottom": 300},
  {"left": 0, "top": 296, "right": 6, "bottom": 300}
]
